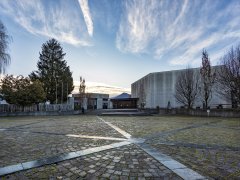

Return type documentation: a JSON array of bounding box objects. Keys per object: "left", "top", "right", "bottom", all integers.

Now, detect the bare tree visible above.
[
  {"left": 175, "top": 67, "right": 200, "bottom": 109},
  {"left": 79, "top": 76, "right": 86, "bottom": 109},
  {"left": 0, "top": 20, "right": 11, "bottom": 74},
  {"left": 79, "top": 76, "right": 86, "bottom": 94},
  {"left": 217, "top": 44, "right": 240, "bottom": 108},
  {"left": 200, "top": 49, "right": 216, "bottom": 109}
]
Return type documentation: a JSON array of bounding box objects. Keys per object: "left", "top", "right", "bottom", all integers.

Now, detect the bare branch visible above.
[
  {"left": 217, "top": 44, "right": 240, "bottom": 108},
  {"left": 175, "top": 67, "right": 200, "bottom": 109},
  {"left": 0, "top": 20, "right": 11, "bottom": 74}
]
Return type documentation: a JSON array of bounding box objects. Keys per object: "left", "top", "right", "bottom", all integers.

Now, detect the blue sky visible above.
[{"left": 0, "top": 0, "right": 240, "bottom": 96}]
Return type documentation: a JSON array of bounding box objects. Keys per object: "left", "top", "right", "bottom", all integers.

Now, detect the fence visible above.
[
  {"left": 0, "top": 104, "right": 74, "bottom": 113},
  {"left": 155, "top": 108, "right": 240, "bottom": 117}
]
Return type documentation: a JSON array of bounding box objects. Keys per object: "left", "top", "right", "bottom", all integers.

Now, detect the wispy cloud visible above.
[
  {"left": 117, "top": 0, "right": 240, "bottom": 66},
  {"left": 1, "top": 0, "right": 239, "bottom": 66},
  {"left": 0, "top": 0, "right": 92, "bottom": 46},
  {"left": 116, "top": 0, "right": 160, "bottom": 53},
  {"left": 73, "top": 81, "right": 130, "bottom": 97},
  {"left": 78, "top": 0, "right": 93, "bottom": 37}
]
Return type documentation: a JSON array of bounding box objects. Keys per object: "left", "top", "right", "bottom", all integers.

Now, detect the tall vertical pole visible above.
[
  {"left": 61, "top": 82, "right": 63, "bottom": 104},
  {"left": 80, "top": 76, "right": 82, "bottom": 108},
  {"left": 54, "top": 71, "right": 57, "bottom": 104},
  {"left": 56, "top": 81, "right": 57, "bottom": 104},
  {"left": 66, "top": 83, "right": 68, "bottom": 104}
]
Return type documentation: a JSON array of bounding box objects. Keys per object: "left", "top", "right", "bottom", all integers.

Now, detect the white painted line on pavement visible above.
[
  {"left": 97, "top": 116, "right": 131, "bottom": 139},
  {"left": 66, "top": 134, "right": 127, "bottom": 141}
]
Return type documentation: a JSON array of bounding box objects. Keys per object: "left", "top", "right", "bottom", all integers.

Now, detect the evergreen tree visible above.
[{"left": 30, "top": 39, "right": 74, "bottom": 104}]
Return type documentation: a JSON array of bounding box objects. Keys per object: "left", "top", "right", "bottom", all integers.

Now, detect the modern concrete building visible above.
[
  {"left": 131, "top": 67, "right": 229, "bottom": 109},
  {"left": 72, "top": 93, "right": 110, "bottom": 110},
  {"left": 110, "top": 93, "right": 138, "bottom": 109}
]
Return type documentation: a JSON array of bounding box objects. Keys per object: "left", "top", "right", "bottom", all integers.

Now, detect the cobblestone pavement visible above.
[
  {"left": 102, "top": 116, "right": 218, "bottom": 138},
  {"left": 0, "top": 116, "right": 124, "bottom": 167},
  {"left": 0, "top": 116, "right": 124, "bottom": 138},
  {"left": 0, "top": 115, "right": 239, "bottom": 179},
  {"left": 3, "top": 144, "right": 181, "bottom": 179},
  {"left": 148, "top": 144, "right": 240, "bottom": 179},
  {"left": 103, "top": 116, "right": 240, "bottom": 179},
  {"left": 0, "top": 117, "right": 50, "bottom": 129},
  {"left": 0, "top": 130, "right": 119, "bottom": 167},
  {"left": 144, "top": 118, "right": 240, "bottom": 179}
]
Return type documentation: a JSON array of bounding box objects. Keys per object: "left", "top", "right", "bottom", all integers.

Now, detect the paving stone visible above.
[
  {"left": 2, "top": 144, "right": 182, "bottom": 179},
  {"left": 144, "top": 172, "right": 152, "bottom": 177},
  {"left": 4, "top": 115, "right": 230, "bottom": 179},
  {"left": 89, "top": 165, "right": 95, "bottom": 168},
  {"left": 0, "top": 116, "right": 124, "bottom": 167},
  {"left": 138, "top": 177, "right": 146, "bottom": 180},
  {"left": 114, "top": 170, "right": 122, "bottom": 175},
  {"left": 65, "top": 172, "right": 73, "bottom": 177},
  {"left": 79, "top": 171, "right": 87, "bottom": 177},
  {"left": 70, "top": 167, "right": 77, "bottom": 171},
  {"left": 122, "top": 171, "right": 129, "bottom": 176},
  {"left": 102, "top": 173, "right": 111, "bottom": 178},
  {"left": 88, "top": 169, "right": 96, "bottom": 174},
  {"left": 106, "top": 169, "right": 115, "bottom": 174},
  {"left": 122, "top": 169, "right": 130, "bottom": 173},
  {"left": 106, "top": 165, "right": 114, "bottom": 169},
  {"left": 120, "top": 176, "right": 128, "bottom": 180}
]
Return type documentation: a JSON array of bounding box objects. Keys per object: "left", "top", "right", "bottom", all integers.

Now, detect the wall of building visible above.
[
  {"left": 131, "top": 67, "right": 229, "bottom": 109},
  {"left": 72, "top": 93, "right": 110, "bottom": 110}
]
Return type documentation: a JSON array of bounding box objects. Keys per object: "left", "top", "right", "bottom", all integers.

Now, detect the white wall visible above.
[{"left": 131, "top": 67, "right": 229, "bottom": 108}]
